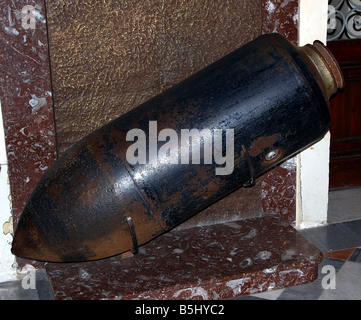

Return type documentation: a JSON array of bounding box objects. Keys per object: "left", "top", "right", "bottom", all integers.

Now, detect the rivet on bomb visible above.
[{"left": 265, "top": 149, "right": 279, "bottom": 161}]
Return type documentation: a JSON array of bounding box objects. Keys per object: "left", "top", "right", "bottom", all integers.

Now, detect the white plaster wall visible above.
[
  {"left": 0, "top": 100, "right": 17, "bottom": 282},
  {"left": 296, "top": 0, "right": 330, "bottom": 228}
]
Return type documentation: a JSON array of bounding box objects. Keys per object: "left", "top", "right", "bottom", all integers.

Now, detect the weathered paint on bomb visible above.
[{"left": 11, "top": 34, "right": 343, "bottom": 262}]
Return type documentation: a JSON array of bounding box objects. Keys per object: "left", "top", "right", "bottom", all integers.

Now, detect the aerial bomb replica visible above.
[{"left": 12, "top": 34, "right": 344, "bottom": 262}]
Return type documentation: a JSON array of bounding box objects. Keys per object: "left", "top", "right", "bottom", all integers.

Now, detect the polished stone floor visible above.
[
  {"left": 1, "top": 187, "right": 361, "bottom": 300},
  {"left": 238, "top": 186, "right": 361, "bottom": 300}
]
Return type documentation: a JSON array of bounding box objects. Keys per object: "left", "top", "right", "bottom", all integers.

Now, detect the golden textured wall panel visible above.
[{"left": 46, "top": 0, "right": 262, "bottom": 155}]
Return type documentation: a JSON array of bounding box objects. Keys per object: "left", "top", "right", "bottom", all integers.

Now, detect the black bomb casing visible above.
[{"left": 11, "top": 34, "right": 344, "bottom": 262}]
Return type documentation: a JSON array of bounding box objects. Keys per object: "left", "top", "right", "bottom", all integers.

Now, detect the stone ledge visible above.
[{"left": 45, "top": 213, "right": 322, "bottom": 300}]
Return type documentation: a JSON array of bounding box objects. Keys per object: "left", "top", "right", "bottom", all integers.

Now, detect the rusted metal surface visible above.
[
  {"left": 300, "top": 41, "right": 345, "bottom": 100},
  {"left": 12, "top": 34, "right": 344, "bottom": 262}
]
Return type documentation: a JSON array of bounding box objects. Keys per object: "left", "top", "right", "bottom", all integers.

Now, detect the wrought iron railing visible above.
[{"left": 328, "top": 0, "right": 361, "bottom": 40}]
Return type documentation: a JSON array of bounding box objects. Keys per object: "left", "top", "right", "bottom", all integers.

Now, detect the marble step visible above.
[{"left": 45, "top": 213, "right": 322, "bottom": 300}]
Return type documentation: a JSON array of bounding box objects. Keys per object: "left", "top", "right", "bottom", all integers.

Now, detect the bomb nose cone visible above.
[
  {"left": 11, "top": 130, "right": 166, "bottom": 262},
  {"left": 10, "top": 137, "right": 139, "bottom": 262},
  {"left": 11, "top": 202, "right": 62, "bottom": 262}
]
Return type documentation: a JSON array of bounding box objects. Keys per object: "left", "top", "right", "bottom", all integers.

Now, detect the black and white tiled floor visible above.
[
  {"left": 237, "top": 254, "right": 361, "bottom": 300},
  {"left": 238, "top": 230, "right": 361, "bottom": 300},
  {"left": 1, "top": 187, "right": 361, "bottom": 300},
  {"left": 238, "top": 187, "right": 361, "bottom": 300}
]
